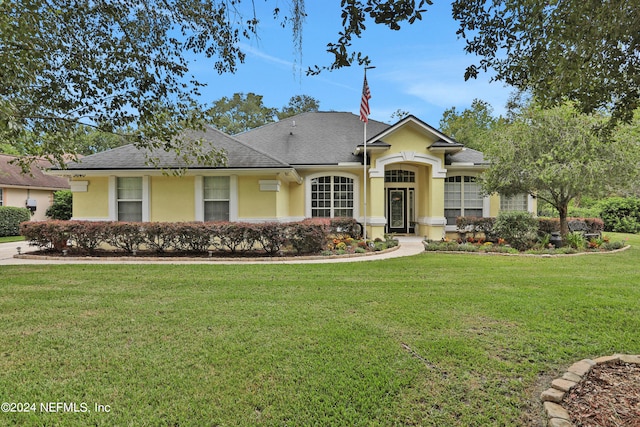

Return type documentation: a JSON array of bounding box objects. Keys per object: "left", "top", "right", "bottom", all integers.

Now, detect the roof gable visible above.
[{"left": 369, "top": 115, "right": 461, "bottom": 146}]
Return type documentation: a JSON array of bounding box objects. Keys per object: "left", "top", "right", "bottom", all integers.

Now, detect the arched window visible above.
[{"left": 310, "top": 175, "right": 354, "bottom": 218}]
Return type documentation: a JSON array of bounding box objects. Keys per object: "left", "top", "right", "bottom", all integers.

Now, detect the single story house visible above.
[
  {"left": 49, "top": 112, "right": 535, "bottom": 240},
  {"left": 0, "top": 154, "right": 70, "bottom": 221}
]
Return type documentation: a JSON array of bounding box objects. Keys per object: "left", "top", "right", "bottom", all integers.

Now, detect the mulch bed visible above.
[{"left": 564, "top": 361, "right": 640, "bottom": 426}]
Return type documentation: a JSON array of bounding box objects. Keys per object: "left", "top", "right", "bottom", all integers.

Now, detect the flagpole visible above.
[{"left": 362, "top": 66, "right": 375, "bottom": 242}]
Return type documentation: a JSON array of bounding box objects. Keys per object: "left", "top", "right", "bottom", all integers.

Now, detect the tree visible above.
[
  {"left": 277, "top": 95, "right": 320, "bottom": 120},
  {"left": 71, "top": 126, "right": 129, "bottom": 155},
  {"left": 46, "top": 190, "right": 73, "bottom": 220},
  {"left": 1, "top": 0, "right": 428, "bottom": 168},
  {"left": 390, "top": 109, "right": 411, "bottom": 122},
  {"left": 481, "top": 103, "right": 640, "bottom": 237},
  {"left": 452, "top": 0, "right": 640, "bottom": 123},
  {"left": 439, "top": 99, "right": 498, "bottom": 151},
  {"left": 205, "top": 93, "right": 278, "bottom": 134}
]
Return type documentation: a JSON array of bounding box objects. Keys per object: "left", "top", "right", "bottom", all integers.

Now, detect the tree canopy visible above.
[
  {"left": 205, "top": 93, "right": 320, "bottom": 134},
  {"left": 452, "top": 0, "right": 640, "bottom": 123},
  {"left": 0, "top": 0, "right": 428, "bottom": 167},
  {"left": 3, "top": 0, "right": 638, "bottom": 168},
  {"left": 439, "top": 99, "right": 499, "bottom": 151},
  {"left": 481, "top": 103, "right": 640, "bottom": 236}
]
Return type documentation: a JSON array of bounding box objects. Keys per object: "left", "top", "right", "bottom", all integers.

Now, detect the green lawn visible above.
[
  {"left": 0, "top": 235, "right": 24, "bottom": 243},
  {"left": 1, "top": 233, "right": 638, "bottom": 426}
]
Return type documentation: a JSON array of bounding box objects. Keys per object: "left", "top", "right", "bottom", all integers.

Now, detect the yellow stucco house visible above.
[{"left": 50, "top": 112, "right": 534, "bottom": 240}]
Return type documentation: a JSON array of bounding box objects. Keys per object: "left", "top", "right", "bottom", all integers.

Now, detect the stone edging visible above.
[
  {"left": 14, "top": 244, "right": 400, "bottom": 262},
  {"left": 540, "top": 354, "right": 640, "bottom": 426},
  {"left": 425, "top": 244, "right": 630, "bottom": 257}
]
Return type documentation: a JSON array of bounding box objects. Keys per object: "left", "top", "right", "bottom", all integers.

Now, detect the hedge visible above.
[
  {"left": 599, "top": 197, "right": 640, "bottom": 233},
  {"left": 18, "top": 219, "right": 362, "bottom": 255},
  {"left": 456, "top": 215, "right": 604, "bottom": 244},
  {"left": 0, "top": 206, "right": 31, "bottom": 237}
]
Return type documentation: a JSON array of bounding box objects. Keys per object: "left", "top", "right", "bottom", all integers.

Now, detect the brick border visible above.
[{"left": 540, "top": 354, "right": 640, "bottom": 426}]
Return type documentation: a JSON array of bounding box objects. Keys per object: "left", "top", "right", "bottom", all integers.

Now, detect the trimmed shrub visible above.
[
  {"left": 537, "top": 217, "right": 560, "bottom": 235},
  {"left": 329, "top": 217, "right": 362, "bottom": 238},
  {"left": 105, "top": 222, "right": 145, "bottom": 253},
  {"left": 0, "top": 206, "right": 31, "bottom": 237},
  {"left": 457, "top": 216, "right": 496, "bottom": 241},
  {"left": 493, "top": 211, "right": 539, "bottom": 251},
  {"left": 66, "top": 221, "right": 107, "bottom": 253},
  {"left": 254, "top": 222, "right": 288, "bottom": 255},
  {"left": 288, "top": 221, "right": 327, "bottom": 254},
  {"left": 20, "top": 220, "right": 69, "bottom": 250},
  {"left": 174, "top": 222, "right": 212, "bottom": 252}
]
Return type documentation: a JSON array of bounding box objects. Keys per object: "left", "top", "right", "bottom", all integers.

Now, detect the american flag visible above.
[{"left": 359, "top": 75, "right": 371, "bottom": 122}]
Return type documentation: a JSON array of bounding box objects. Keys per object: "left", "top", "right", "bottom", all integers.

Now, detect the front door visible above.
[{"left": 387, "top": 188, "right": 413, "bottom": 233}]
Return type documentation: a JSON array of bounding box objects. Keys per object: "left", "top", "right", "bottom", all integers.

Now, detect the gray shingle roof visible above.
[
  {"left": 446, "top": 148, "right": 487, "bottom": 165},
  {"left": 62, "top": 125, "right": 290, "bottom": 170},
  {"left": 235, "top": 111, "right": 391, "bottom": 165}
]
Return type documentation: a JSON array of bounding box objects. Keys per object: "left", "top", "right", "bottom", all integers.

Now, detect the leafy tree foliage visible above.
[
  {"left": 277, "top": 95, "right": 320, "bottom": 120},
  {"left": 205, "top": 93, "right": 278, "bottom": 135},
  {"left": 452, "top": 0, "right": 640, "bottom": 122},
  {"left": 439, "top": 99, "right": 499, "bottom": 151},
  {"left": 390, "top": 109, "right": 411, "bottom": 122},
  {"left": 46, "top": 190, "right": 73, "bottom": 220},
  {"left": 1, "top": 0, "right": 429, "bottom": 168},
  {"left": 70, "top": 126, "right": 129, "bottom": 155},
  {"left": 481, "top": 103, "right": 640, "bottom": 237}
]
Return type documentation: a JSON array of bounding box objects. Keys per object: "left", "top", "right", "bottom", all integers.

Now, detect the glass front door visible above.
[{"left": 387, "top": 188, "right": 416, "bottom": 234}]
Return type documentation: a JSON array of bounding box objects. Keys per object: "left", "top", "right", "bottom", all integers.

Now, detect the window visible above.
[
  {"left": 500, "top": 194, "right": 528, "bottom": 212},
  {"left": 385, "top": 169, "right": 415, "bottom": 183},
  {"left": 0, "top": 188, "right": 3, "bottom": 206},
  {"left": 204, "top": 176, "right": 230, "bottom": 221},
  {"left": 117, "top": 177, "right": 142, "bottom": 221},
  {"left": 444, "top": 176, "right": 483, "bottom": 225},
  {"left": 311, "top": 176, "right": 354, "bottom": 218}
]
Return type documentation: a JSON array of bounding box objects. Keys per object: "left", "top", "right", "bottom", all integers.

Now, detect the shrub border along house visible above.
[
  {"left": 426, "top": 213, "right": 623, "bottom": 255},
  {"left": 19, "top": 218, "right": 399, "bottom": 257}
]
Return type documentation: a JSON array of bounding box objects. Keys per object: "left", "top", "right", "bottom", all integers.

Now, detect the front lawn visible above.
[
  {"left": 1, "top": 233, "right": 639, "bottom": 426},
  {"left": 0, "top": 235, "right": 24, "bottom": 243}
]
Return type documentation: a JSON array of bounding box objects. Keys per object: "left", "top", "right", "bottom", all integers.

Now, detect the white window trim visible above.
[
  {"left": 109, "top": 175, "right": 150, "bottom": 221},
  {"left": 305, "top": 172, "right": 359, "bottom": 219},
  {"left": 444, "top": 174, "right": 490, "bottom": 232},
  {"left": 194, "top": 175, "right": 238, "bottom": 222}
]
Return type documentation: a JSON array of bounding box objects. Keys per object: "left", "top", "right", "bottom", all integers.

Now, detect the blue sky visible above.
[{"left": 187, "top": 1, "right": 513, "bottom": 126}]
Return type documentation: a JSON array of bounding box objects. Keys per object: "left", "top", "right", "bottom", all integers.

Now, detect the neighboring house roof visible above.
[
  {"left": 0, "top": 154, "right": 69, "bottom": 190},
  {"left": 235, "top": 111, "right": 391, "bottom": 165},
  {"left": 61, "top": 125, "right": 290, "bottom": 171}
]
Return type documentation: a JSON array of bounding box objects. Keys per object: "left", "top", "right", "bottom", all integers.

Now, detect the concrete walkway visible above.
[{"left": 0, "top": 236, "right": 425, "bottom": 265}]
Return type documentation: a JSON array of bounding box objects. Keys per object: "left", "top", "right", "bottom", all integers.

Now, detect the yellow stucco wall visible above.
[
  {"left": 288, "top": 181, "right": 305, "bottom": 218},
  {"left": 150, "top": 176, "right": 195, "bottom": 222},
  {"left": 237, "top": 175, "right": 277, "bottom": 219},
  {"left": 72, "top": 177, "right": 109, "bottom": 219},
  {"left": 381, "top": 125, "right": 437, "bottom": 152}
]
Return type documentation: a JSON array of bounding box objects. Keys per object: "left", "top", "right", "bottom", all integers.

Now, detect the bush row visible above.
[
  {"left": 0, "top": 206, "right": 31, "bottom": 237},
  {"left": 458, "top": 215, "right": 604, "bottom": 236},
  {"left": 20, "top": 218, "right": 362, "bottom": 255}
]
